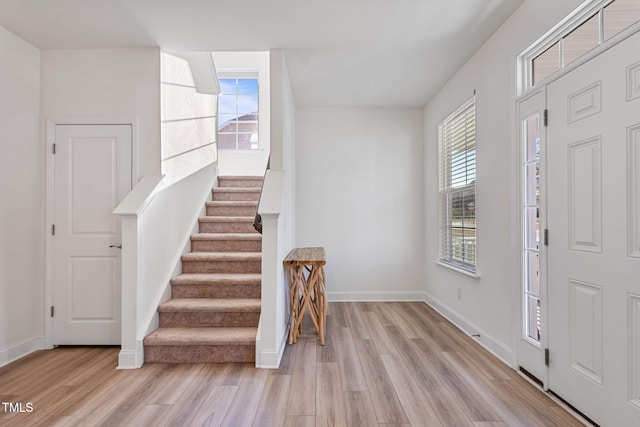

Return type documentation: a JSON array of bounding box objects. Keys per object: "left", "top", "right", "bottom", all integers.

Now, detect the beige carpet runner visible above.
[{"left": 144, "top": 176, "right": 263, "bottom": 363}]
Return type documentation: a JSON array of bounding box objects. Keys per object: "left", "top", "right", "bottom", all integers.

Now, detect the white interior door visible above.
[
  {"left": 517, "top": 90, "right": 548, "bottom": 384},
  {"left": 547, "top": 30, "right": 640, "bottom": 425},
  {"left": 53, "top": 124, "right": 132, "bottom": 345}
]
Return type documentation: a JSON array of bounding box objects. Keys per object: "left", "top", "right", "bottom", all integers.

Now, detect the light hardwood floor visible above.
[{"left": 0, "top": 302, "right": 587, "bottom": 426}]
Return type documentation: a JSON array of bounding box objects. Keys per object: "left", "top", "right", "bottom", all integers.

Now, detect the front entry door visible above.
[
  {"left": 546, "top": 30, "right": 640, "bottom": 425},
  {"left": 53, "top": 124, "right": 132, "bottom": 345}
]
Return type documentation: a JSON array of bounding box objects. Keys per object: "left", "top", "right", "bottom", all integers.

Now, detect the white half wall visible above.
[
  {"left": 423, "top": 0, "right": 583, "bottom": 364},
  {"left": 295, "top": 108, "right": 425, "bottom": 300},
  {"left": 41, "top": 48, "right": 161, "bottom": 178},
  {"left": 0, "top": 25, "right": 43, "bottom": 366},
  {"left": 255, "top": 49, "right": 296, "bottom": 368},
  {"left": 213, "top": 51, "right": 270, "bottom": 176}
]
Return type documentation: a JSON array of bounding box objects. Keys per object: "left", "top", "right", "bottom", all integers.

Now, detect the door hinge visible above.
[
  {"left": 545, "top": 348, "right": 550, "bottom": 366},
  {"left": 543, "top": 228, "right": 549, "bottom": 246},
  {"left": 52, "top": 143, "right": 56, "bottom": 154},
  {"left": 543, "top": 109, "right": 548, "bottom": 126},
  {"left": 51, "top": 224, "right": 55, "bottom": 236},
  {"left": 50, "top": 306, "right": 54, "bottom": 317}
]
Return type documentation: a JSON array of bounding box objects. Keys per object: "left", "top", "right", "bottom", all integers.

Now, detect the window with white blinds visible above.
[{"left": 438, "top": 96, "right": 477, "bottom": 272}]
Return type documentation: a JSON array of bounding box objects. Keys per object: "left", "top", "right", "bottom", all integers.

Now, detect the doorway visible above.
[
  {"left": 518, "top": 28, "right": 640, "bottom": 426},
  {"left": 51, "top": 124, "right": 132, "bottom": 345}
]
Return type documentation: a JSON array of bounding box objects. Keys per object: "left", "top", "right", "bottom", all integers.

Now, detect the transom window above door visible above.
[
  {"left": 519, "top": 0, "right": 640, "bottom": 91},
  {"left": 218, "top": 73, "right": 259, "bottom": 150}
]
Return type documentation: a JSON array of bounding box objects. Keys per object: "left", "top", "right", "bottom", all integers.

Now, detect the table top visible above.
[{"left": 283, "top": 247, "right": 326, "bottom": 266}]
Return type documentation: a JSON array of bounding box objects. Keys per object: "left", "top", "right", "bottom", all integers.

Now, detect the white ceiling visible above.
[{"left": 0, "top": 0, "right": 524, "bottom": 107}]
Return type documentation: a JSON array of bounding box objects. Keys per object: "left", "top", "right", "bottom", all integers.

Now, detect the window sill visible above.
[{"left": 435, "top": 260, "right": 481, "bottom": 280}]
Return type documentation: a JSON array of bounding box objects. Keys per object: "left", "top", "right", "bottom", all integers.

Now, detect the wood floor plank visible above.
[
  {"left": 344, "top": 302, "right": 371, "bottom": 340},
  {"left": 361, "top": 311, "right": 399, "bottom": 355},
  {"left": 286, "top": 337, "right": 316, "bottom": 416},
  {"left": 284, "top": 415, "right": 315, "bottom": 427},
  {"left": 316, "top": 313, "right": 337, "bottom": 363},
  {"left": 344, "top": 391, "right": 379, "bottom": 427},
  {"left": 156, "top": 364, "right": 225, "bottom": 427},
  {"left": 94, "top": 363, "right": 183, "bottom": 426},
  {"left": 276, "top": 341, "right": 298, "bottom": 374},
  {"left": 380, "top": 354, "right": 444, "bottom": 426},
  {"left": 121, "top": 404, "right": 171, "bottom": 427},
  {"left": 355, "top": 339, "right": 408, "bottom": 424},
  {"left": 253, "top": 375, "right": 291, "bottom": 426},
  {"left": 384, "top": 325, "right": 443, "bottom": 390},
  {"left": 75, "top": 364, "right": 163, "bottom": 426},
  {"left": 334, "top": 327, "right": 368, "bottom": 391},
  {"left": 190, "top": 386, "right": 238, "bottom": 427},
  {"left": 315, "top": 362, "right": 347, "bottom": 427},
  {"left": 148, "top": 363, "right": 206, "bottom": 405},
  {"left": 220, "top": 364, "right": 269, "bottom": 427}
]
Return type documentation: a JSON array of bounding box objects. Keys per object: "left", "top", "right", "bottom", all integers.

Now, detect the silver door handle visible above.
[{"left": 109, "top": 244, "right": 123, "bottom": 249}]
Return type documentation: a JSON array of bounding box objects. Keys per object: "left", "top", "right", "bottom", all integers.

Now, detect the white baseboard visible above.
[
  {"left": 0, "top": 336, "right": 44, "bottom": 368},
  {"left": 327, "top": 291, "right": 428, "bottom": 302},
  {"left": 118, "top": 340, "right": 144, "bottom": 369},
  {"left": 422, "top": 293, "right": 513, "bottom": 365},
  {"left": 256, "top": 331, "right": 288, "bottom": 369}
]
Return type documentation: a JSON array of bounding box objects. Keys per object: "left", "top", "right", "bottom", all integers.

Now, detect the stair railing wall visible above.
[
  {"left": 255, "top": 169, "right": 291, "bottom": 368},
  {"left": 114, "top": 163, "right": 217, "bottom": 369}
]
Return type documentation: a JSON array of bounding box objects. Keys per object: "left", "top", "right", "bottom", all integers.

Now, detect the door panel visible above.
[
  {"left": 53, "top": 124, "right": 132, "bottom": 345},
  {"left": 546, "top": 29, "right": 640, "bottom": 426}
]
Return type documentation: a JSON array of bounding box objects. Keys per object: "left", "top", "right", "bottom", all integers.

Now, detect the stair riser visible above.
[
  {"left": 218, "top": 178, "right": 263, "bottom": 188},
  {"left": 206, "top": 205, "right": 257, "bottom": 216},
  {"left": 145, "top": 345, "right": 255, "bottom": 363},
  {"left": 182, "top": 260, "right": 261, "bottom": 274},
  {"left": 198, "top": 221, "right": 257, "bottom": 233},
  {"left": 212, "top": 191, "right": 260, "bottom": 202},
  {"left": 171, "top": 284, "right": 261, "bottom": 299},
  {"left": 191, "top": 239, "right": 261, "bottom": 252},
  {"left": 159, "top": 312, "right": 260, "bottom": 328}
]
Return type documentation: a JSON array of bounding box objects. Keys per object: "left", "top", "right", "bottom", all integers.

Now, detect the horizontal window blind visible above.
[{"left": 438, "top": 96, "right": 477, "bottom": 271}]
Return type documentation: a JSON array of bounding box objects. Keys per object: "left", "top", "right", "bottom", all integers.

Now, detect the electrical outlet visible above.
[{"left": 457, "top": 288, "right": 462, "bottom": 300}]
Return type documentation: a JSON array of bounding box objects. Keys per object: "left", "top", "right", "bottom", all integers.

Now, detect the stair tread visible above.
[
  {"left": 171, "top": 273, "right": 261, "bottom": 284},
  {"left": 191, "top": 233, "right": 261, "bottom": 241},
  {"left": 145, "top": 327, "right": 257, "bottom": 345},
  {"left": 159, "top": 298, "right": 261, "bottom": 312},
  {"left": 182, "top": 252, "right": 261, "bottom": 261},
  {"left": 219, "top": 175, "right": 263, "bottom": 180},
  {"left": 199, "top": 216, "right": 255, "bottom": 222},
  {"left": 206, "top": 200, "right": 258, "bottom": 206},
  {"left": 212, "top": 188, "right": 260, "bottom": 192}
]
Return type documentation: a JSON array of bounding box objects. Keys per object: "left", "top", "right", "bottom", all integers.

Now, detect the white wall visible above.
[
  {"left": 296, "top": 108, "right": 425, "bottom": 300},
  {"left": 161, "top": 52, "right": 218, "bottom": 186},
  {"left": 41, "top": 49, "right": 161, "bottom": 178},
  {"left": 0, "top": 26, "right": 43, "bottom": 366},
  {"left": 213, "top": 52, "right": 270, "bottom": 176},
  {"left": 423, "top": 0, "right": 583, "bottom": 362},
  {"left": 255, "top": 49, "right": 296, "bottom": 368}
]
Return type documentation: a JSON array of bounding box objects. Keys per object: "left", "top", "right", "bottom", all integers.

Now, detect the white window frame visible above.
[
  {"left": 438, "top": 95, "right": 477, "bottom": 274},
  {"left": 217, "top": 70, "right": 260, "bottom": 151},
  {"left": 517, "top": 0, "right": 634, "bottom": 94}
]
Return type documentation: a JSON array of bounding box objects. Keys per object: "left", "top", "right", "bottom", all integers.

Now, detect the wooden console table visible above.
[{"left": 283, "top": 247, "right": 327, "bottom": 345}]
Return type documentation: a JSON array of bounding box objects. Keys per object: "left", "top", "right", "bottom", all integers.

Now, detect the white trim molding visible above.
[
  {"left": 423, "top": 293, "right": 513, "bottom": 366},
  {"left": 327, "top": 291, "right": 428, "bottom": 302},
  {"left": 0, "top": 336, "right": 44, "bottom": 368}
]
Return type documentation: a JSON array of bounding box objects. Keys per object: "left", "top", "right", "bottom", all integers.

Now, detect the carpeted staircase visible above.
[{"left": 143, "top": 176, "right": 263, "bottom": 363}]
